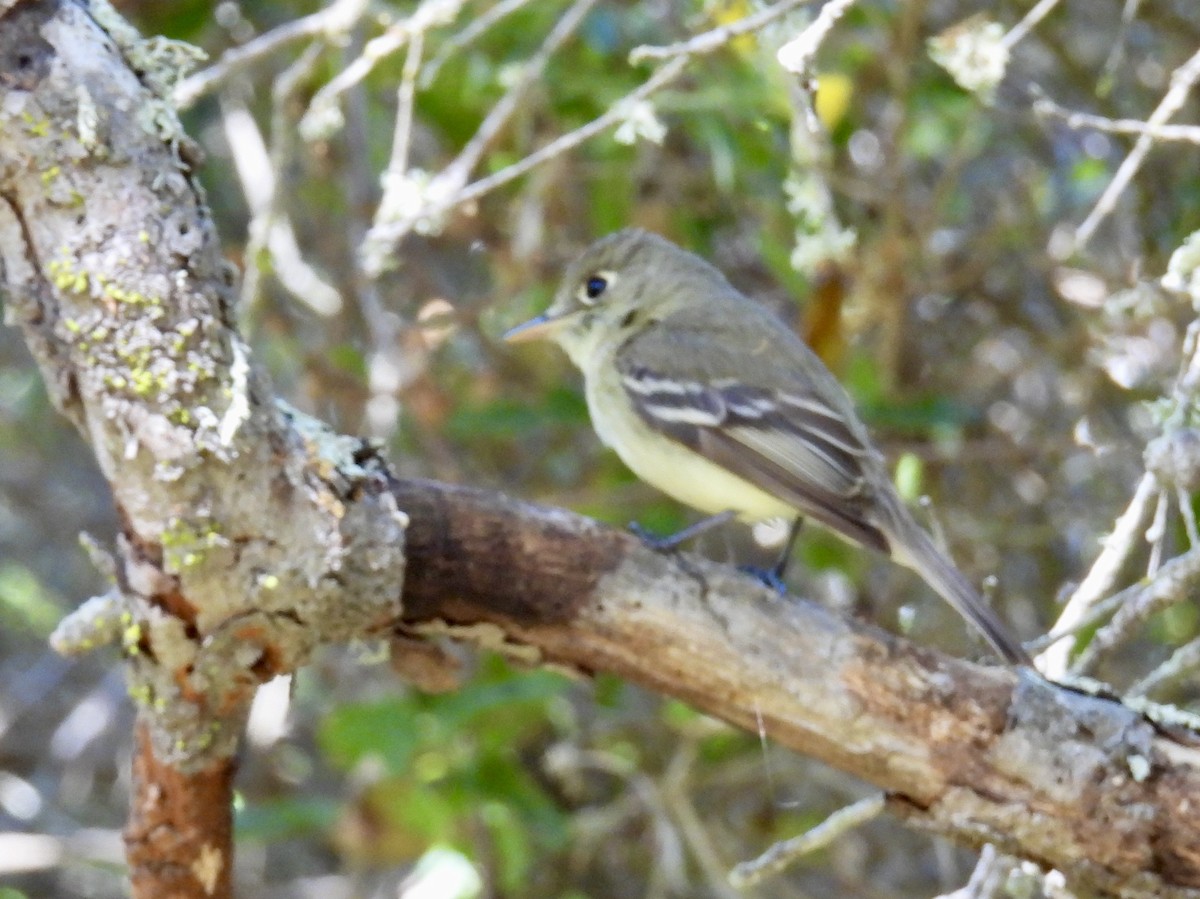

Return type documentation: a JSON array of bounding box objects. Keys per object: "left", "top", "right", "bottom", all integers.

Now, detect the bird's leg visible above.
[
  {"left": 739, "top": 517, "right": 804, "bottom": 594},
  {"left": 770, "top": 517, "right": 805, "bottom": 582},
  {"left": 629, "top": 510, "right": 737, "bottom": 552}
]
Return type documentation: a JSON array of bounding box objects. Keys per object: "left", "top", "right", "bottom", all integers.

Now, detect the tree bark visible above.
[
  {"left": 393, "top": 477, "right": 1200, "bottom": 899},
  {"left": 0, "top": 3, "right": 405, "bottom": 896},
  {"left": 3, "top": 2, "right": 1200, "bottom": 898},
  {"left": 125, "top": 723, "right": 236, "bottom": 898}
]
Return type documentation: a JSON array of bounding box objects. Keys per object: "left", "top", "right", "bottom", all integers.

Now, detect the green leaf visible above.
[{"left": 320, "top": 697, "right": 421, "bottom": 774}]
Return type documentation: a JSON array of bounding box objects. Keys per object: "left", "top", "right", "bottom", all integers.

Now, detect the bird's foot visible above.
[
  {"left": 628, "top": 510, "right": 739, "bottom": 553},
  {"left": 738, "top": 565, "right": 789, "bottom": 595},
  {"left": 628, "top": 522, "right": 684, "bottom": 552}
]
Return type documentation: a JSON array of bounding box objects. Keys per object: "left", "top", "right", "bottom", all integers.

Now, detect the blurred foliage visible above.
[{"left": 6, "top": 0, "right": 1200, "bottom": 896}]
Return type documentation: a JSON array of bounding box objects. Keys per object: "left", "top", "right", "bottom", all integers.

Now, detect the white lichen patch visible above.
[{"left": 49, "top": 590, "right": 127, "bottom": 655}]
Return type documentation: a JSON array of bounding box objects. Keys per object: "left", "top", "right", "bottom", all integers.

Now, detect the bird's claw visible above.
[{"left": 739, "top": 565, "right": 789, "bottom": 595}]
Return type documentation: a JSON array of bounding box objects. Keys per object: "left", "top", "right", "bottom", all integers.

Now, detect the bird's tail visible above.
[{"left": 884, "top": 506, "right": 1032, "bottom": 667}]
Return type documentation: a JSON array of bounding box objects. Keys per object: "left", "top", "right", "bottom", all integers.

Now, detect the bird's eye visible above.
[
  {"left": 584, "top": 276, "right": 607, "bottom": 300},
  {"left": 576, "top": 270, "right": 616, "bottom": 306}
]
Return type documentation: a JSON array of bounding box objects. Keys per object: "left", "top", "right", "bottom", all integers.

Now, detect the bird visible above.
[{"left": 504, "top": 228, "right": 1031, "bottom": 666}]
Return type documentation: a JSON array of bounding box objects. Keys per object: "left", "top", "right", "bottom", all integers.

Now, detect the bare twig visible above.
[
  {"left": 1075, "top": 45, "right": 1200, "bottom": 250},
  {"left": 386, "top": 27, "right": 426, "bottom": 181},
  {"left": 237, "top": 40, "right": 332, "bottom": 319},
  {"left": 1128, "top": 636, "right": 1200, "bottom": 697},
  {"left": 439, "top": 0, "right": 600, "bottom": 197},
  {"left": 777, "top": 0, "right": 860, "bottom": 74},
  {"left": 1099, "top": 0, "right": 1146, "bottom": 85},
  {"left": 729, "top": 794, "right": 885, "bottom": 887},
  {"left": 1036, "top": 472, "right": 1157, "bottom": 676},
  {"left": 360, "top": 53, "right": 689, "bottom": 271},
  {"left": 362, "top": 0, "right": 603, "bottom": 272},
  {"left": 220, "top": 94, "right": 342, "bottom": 316},
  {"left": 421, "top": 0, "right": 538, "bottom": 86},
  {"left": 629, "top": 0, "right": 814, "bottom": 64},
  {"left": 999, "top": 0, "right": 1064, "bottom": 51},
  {"left": 368, "top": 0, "right": 819, "bottom": 272},
  {"left": 546, "top": 744, "right": 688, "bottom": 891},
  {"left": 1025, "top": 582, "right": 1134, "bottom": 656},
  {"left": 661, "top": 744, "right": 741, "bottom": 899},
  {"left": 174, "top": 0, "right": 369, "bottom": 109},
  {"left": 1034, "top": 94, "right": 1200, "bottom": 145},
  {"left": 300, "top": 0, "right": 465, "bottom": 137},
  {"left": 1073, "top": 545, "right": 1200, "bottom": 673},
  {"left": 1146, "top": 488, "right": 1169, "bottom": 576},
  {"left": 454, "top": 55, "right": 687, "bottom": 206}
]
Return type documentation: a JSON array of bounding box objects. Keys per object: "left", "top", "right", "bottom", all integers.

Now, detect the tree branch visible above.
[
  {"left": 392, "top": 478, "right": 1200, "bottom": 898},
  {"left": 5, "top": 3, "right": 1200, "bottom": 898},
  {"left": 0, "top": 3, "right": 406, "bottom": 895}
]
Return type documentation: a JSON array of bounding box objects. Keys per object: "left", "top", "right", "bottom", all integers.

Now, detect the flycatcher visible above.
[{"left": 505, "top": 228, "right": 1030, "bottom": 666}]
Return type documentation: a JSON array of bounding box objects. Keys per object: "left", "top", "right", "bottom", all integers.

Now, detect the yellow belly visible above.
[{"left": 582, "top": 360, "right": 796, "bottom": 522}]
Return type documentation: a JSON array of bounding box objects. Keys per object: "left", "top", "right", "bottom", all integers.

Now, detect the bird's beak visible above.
[{"left": 502, "top": 312, "right": 569, "bottom": 343}]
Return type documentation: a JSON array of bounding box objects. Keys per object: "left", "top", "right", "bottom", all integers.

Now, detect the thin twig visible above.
[
  {"left": 1029, "top": 435, "right": 1200, "bottom": 666},
  {"left": 1035, "top": 472, "right": 1156, "bottom": 675},
  {"left": 361, "top": 53, "right": 689, "bottom": 265},
  {"left": 235, "top": 40, "right": 330, "bottom": 320},
  {"left": 629, "top": 0, "right": 814, "bottom": 64},
  {"left": 1034, "top": 94, "right": 1200, "bottom": 145},
  {"left": 455, "top": 55, "right": 687, "bottom": 207},
  {"left": 729, "top": 794, "right": 884, "bottom": 887},
  {"left": 421, "top": 0, "right": 538, "bottom": 86},
  {"left": 174, "top": 0, "right": 369, "bottom": 109},
  {"left": 1075, "top": 45, "right": 1200, "bottom": 250},
  {"left": 220, "top": 93, "right": 342, "bottom": 316},
  {"left": 1073, "top": 544, "right": 1200, "bottom": 673},
  {"left": 938, "top": 845, "right": 1011, "bottom": 899},
  {"left": 1128, "top": 636, "right": 1200, "bottom": 697},
  {"left": 1146, "top": 488, "right": 1169, "bottom": 577},
  {"left": 1024, "top": 578, "right": 1135, "bottom": 656},
  {"left": 440, "top": 0, "right": 601, "bottom": 192},
  {"left": 1179, "top": 486, "right": 1200, "bottom": 546},
  {"left": 1099, "top": 0, "right": 1145, "bottom": 85},
  {"left": 301, "top": 0, "right": 465, "bottom": 134},
  {"left": 387, "top": 28, "right": 426, "bottom": 179},
  {"left": 661, "top": 743, "right": 741, "bottom": 899},
  {"left": 362, "top": 0, "right": 605, "bottom": 272},
  {"left": 548, "top": 744, "right": 689, "bottom": 892},
  {"left": 1000, "top": 0, "right": 1064, "bottom": 51},
  {"left": 776, "top": 0, "right": 860, "bottom": 74}
]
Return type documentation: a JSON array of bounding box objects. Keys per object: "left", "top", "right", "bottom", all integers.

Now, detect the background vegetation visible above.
[{"left": 4, "top": 0, "right": 1200, "bottom": 895}]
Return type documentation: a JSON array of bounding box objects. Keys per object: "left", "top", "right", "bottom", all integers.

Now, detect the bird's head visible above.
[{"left": 503, "top": 228, "right": 691, "bottom": 365}]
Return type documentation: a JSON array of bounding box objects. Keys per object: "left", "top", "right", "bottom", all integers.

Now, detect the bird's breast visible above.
[{"left": 582, "top": 357, "right": 796, "bottom": 521}]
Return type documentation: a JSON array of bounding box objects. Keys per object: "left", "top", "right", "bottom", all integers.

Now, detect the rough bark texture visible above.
[
  {"left": 4, "top": 3, "right": 1200, "bottom": 899},
  {"left": 395, "top": 478, "right": 1200, "bottom": 899},
  {"left": 0, "top": 2, "right": 406, "bottom": 896},
  {"left": 0, "top": 0, "right": 408, "bottom": 752},
  {"left": 125, "top": 723, "right": 236, "bottom": 897}
]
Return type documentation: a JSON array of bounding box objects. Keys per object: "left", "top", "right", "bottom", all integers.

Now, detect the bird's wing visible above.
[{"left": 616, "top": 306, "right": 889, "bottom": 552}]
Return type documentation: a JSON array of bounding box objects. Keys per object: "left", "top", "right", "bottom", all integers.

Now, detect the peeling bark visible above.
[
  {"left": 125, "top": 723, "right": 235, "bottom": 898},
  {"left": 3, "top": 3, "right": 1200, "bottom": 899},
  {"left": 395, "top": 478, "right": 1200, "bottom": 899}
]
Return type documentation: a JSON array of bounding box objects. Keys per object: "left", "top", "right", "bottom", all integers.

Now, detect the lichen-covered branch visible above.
[
  {"left": 6, "top": 4, "right": 1200, "bottom": 899},
  {"left": 0, "top": 2, "right": 406, "bottom": 895},
  {"left": 0, "top": 0, "right": 406, "bottom": 765}
]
